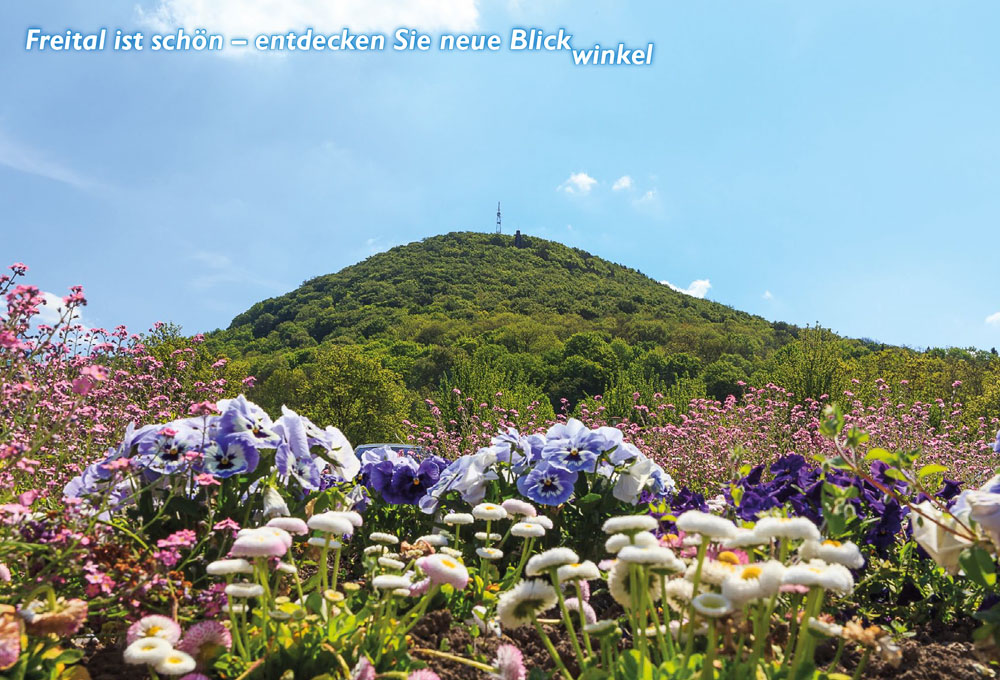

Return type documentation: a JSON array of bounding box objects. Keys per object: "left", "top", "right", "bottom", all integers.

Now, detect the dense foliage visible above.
[{"left": 206, "top": 232, "right": 1000, "bottom": 445}]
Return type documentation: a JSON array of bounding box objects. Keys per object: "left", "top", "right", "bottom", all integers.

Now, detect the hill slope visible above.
[{"left": 222, "top": 231, "right": 791, "bottom": 357}]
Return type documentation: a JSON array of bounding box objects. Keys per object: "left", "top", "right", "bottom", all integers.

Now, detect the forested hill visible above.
[
  {"left": 205, "top": 231, "right": 999, "bottom": 443},
  {"left": 224, "top": 231, "right": 789, "bottom": 356}
]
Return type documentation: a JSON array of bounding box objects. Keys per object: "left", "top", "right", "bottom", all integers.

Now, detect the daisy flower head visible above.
[
  {"left": 608, "top": 560, "right": 662, "bottom": 608},
  {"left": 20, "top": 598, "right": 88, "bottom": 638},
  {"left": 417, "top": 553, "right": 470, "bottom": 590},
  {"left": 722, "top": 527, "right": 767, "bottom": 548},
  {"left": 556, "top": 560, "right": 600, "bottom": 583},
  {"left": 721, "top": 560, "right": 785, "bottom": 604},
  {"left": 126, "top": 614, "right": 182, "bottom": 645},
  {"left": 606, "top": 531, "right": 657, "bottom": 554},
  {"left": 207, "top": 558, "right": 253, "bottom": 576},
  {"left": 602, "top": 515, "right": 658, "bottom": 535},
  {"left": 477, "top": 547, "right": 504, "bottom": 561},
  {"left": 564, "top": 597, "right": 597, "bottom": 624},
  {"left": 373, "top": 574, "right": 412, "bottom": 591},
  {"left": 617, "top": 546, "right": 678, "bottom": 566},
  {"left": 408, "top": 670, "right": 441, "bottom": 680},
  {"left": 526, "top": 547, "right": 579, "bottom": 576},
  {"left": 685, "top": 558, "right": 738, "bottom": 586},
  {"left": 782, "top": 560, "right": 854, "bottom": 594},
  {"left": 154, "top": 649, "right": 197, "bottom": 676},
  {"left": 473, "top": 503, "right": 508, "bottom": 521},
  {"left": 475, "top": 531, "right": 503, "bottom": 542},
  {"left": 492, "top": 643, "right": 527, "bottom": 680},
  {"left": 533, "top": 515, "right": 554, "bottom": 530},
  {"left": 307, "top": 536, "right": 342, "bottom": 549},
  {"left": 225, "top": 582, "right": 264, "bottom": 599},
  {"left": 675, "top": 511, "right": 737, "bottom": 539},
  {"left": 501, "top": 499, "right": 537, "bottom": 518},
  {"left": 230, "top": 528, "right": 288, "bottom": 558},
  {"left": 266, "top": 517, "right": 308, "bottom": 535},
  {"left": 417, "top": 534, "right": 449, "bottom": 547},
  {"left": 440, "top": 546, "right": 463, "bottom": 559},
  {"left": 369, "top": 532, "right": 399, "bottom": 545},
  {"left": 511, "top": 521, "right": 545, "bottom": 538},
  {"left": 663, "top": 577, "right": 694, "bottom": 612},
  {"left": 177, "top": 620, "right": 232, "bottom": 661},
  {"left": 800, "top": 539, "right": 865, "bottom": 569},
  {"left": 123, "top": 637, "right": 173, "bottom": 665},
  {"left": 307, "top": 512, "right": 355, "bottom": 536},
  {"left": 378, "top": 557, "right": 406, "bottom": 571},
  {"left": 692, "top": 592, "right": 734, "bottom": 619},
  {"left": 496, "top": 579, "right": 558, "bottom": 628},
  {"left": 754, "top": 516, "right": 820, "bottom": 542},
  {"left": 443, "top": 512, "right": 474, "bottom": 526}
]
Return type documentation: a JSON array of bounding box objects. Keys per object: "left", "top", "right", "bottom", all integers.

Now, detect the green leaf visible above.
[
  {"left": 960, "top": 546, "right": 997, "bottom": 589},
  {"left": 579, "top": 493, "right": 602, "bottom": 506},
  {"left": 864, "top": 448, "right": 894, "bottom": 463},
  {"left": 917, "top": 464, "right": 948, "bottom": 479}
]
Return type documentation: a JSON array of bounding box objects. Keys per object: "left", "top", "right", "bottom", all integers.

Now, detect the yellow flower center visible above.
[
  {"left": 441, "top": 558, "right": 457, "bottom": 568},
  {"left": 717, "top": 551, "right": 740, "bottom": 565},
  {"left": 665, "top": 533, "right": 678, "bottom": 541},
  {"left": 147, "top": 625, "right": 162, "bottom": 636},
  {"left": 822, "top": 540, "right": 841, "bottom": 547},
  {"left": 570, "top": 563, "right": 581, "bottom": 568},
  {"left": 166, "top": 656, "right": 183, "bottom": 665},
  {"left": 741, "top": 566, "right": 762, "bottom": 580}
]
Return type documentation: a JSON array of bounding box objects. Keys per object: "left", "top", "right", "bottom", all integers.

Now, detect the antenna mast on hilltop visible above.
[{"left": 496, "top": 201, "right": 502, "bottom": 234}]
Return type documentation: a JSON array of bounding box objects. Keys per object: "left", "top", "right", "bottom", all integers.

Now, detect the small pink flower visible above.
[
  {"left": 195, "top": 473, "right": 220, "bottom": 486},
  {"left": 494, "top": 644, "right": 526, "bottom": 680}
]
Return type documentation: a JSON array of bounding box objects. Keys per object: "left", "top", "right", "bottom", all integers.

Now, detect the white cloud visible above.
[
  {"left": 634, "top": 189, "right": 658, "bottom": 204},
  {"left": 188, "top": 251, "right": 287, "bottom": 291},
  {"left": 763, "top": 290, "right": 774, "bottom": 300},
  {"left": 987, "top": 312, "right": 1000, "bottom": 326},
  {"left": 0, "top": 129, "right": 99, "bottom": 190},
  {"left": 137, "top": 0, "right": 479, "bottom": 37},
  {"left": 612, "top": 175, "right": 633, "bottom": 191},
  {"left": 558, "top": 172, "right": 597, "bottom": 195},
  {"left": 661, "top": 279, "right": 711, "bottom": 299},
  {"left": 35, "top": 291, "right": 86, "bottom": 328}
]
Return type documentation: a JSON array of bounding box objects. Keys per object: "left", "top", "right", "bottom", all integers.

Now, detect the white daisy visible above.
[
  {"left": 676, "top": 511, "right": 737, "bottom": 539},
  {"left": 608, "top": 559, "right": 662, "bottom": 608},
  {"left": 533, "top": 515, "right": 554, "bottom": 530},
  {"left": 526, "top": 547, "right": 579, "bottom": 576},
  {"left": 440, "top": 547, "right": 463, "bottom": 558},
  {"left": 754, "top": 517, "right": 820, "bottom": 542},
  {"left": 692, "top": 592, "right": 733, "bottom": 618},
  {"left": 206, "top": 558, "right": 253, "bottom": 576},
  {"left": 782, "top": 560, "right": 854, "bottom": 594},
  {"left": 800, "top": 539, "right": 865, "bottom": 569},
  {"left": 602, "top": 515, "right": 659, "bottom": 535},
  {"left": 372, "top": 574, "right": 411, "bottom": 590},
  {"left": 123, "top": 637, "right": 172, "bottom": 665},
  {"left": 721, "top": 561, "right": 785, "bottom": 604},
  {"left": 474, "top": 531, "right": 503, "bottom": 542},
  {"left": 364, "top": 545, "right": 388, "bottom": 556},
  {"left": 307, "top": 512, "right": 355, "bottom": 536},
  {"left": 472, "top": 503, "right": 508, "bottom": 521},
  {"left": 307, "top": 536, "right": 342, "bottom": 549},
  {"left": 378, "top": 557, "right": 405, "bottom": 571},
  {"left": 722, "top": 528, "right": 767, "bottom": 548},
  {"left": 556, "top": 560, "right": 600, "bottom": 583},
  {"left": 663, "top": 577, "right": 695, "bottom": 611},
  {"left": 154, "top": 650, "right": 197, "bottom": 676},
  {"left": 225, "top": 582, "right": 264, "bottom": 599},
  {"left": 501, "top": 498, "right": 537, "bottom": 517},
  {"left": 443, "top": 512, "right": 474, "bottom": 525},
  {"left": 276, "top": 561, "right": 297, "bottom": 574},
  {"left": 417, "top": 534, "right": 449, "bottom": 547},
  {"left": 808, "top": 618, "right": 844, "bottom": 637},
  {"left": 369, "top": 532, "right": 399, "bottom": 545},
  {"left": 496, "top": 579, "right": 558, "bottom": 628},
  {"left": 511, "top": 521, "right": 546, "bottom": 538},
  {"left": 476, "top": 547, "right": 504, "bottom": 561},
  {"left": 618, "top": 546, "right": 678, "bottom": 566},
  {"left": 685, "top": 559, "right": 738, "bottom": 586}
]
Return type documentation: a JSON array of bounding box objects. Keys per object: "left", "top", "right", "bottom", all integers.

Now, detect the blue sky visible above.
[{"left": 2, "top": 1, "right": 1000, "bottom": 349}]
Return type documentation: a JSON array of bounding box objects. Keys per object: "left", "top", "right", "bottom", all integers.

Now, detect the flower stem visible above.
[{"left": 534, "top": 619, "right": 573, "bottom": 680}]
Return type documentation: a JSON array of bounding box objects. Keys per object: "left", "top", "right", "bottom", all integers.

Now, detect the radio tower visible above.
[{"left": 496, "top": 201, "right": 502, "bottom": 234}]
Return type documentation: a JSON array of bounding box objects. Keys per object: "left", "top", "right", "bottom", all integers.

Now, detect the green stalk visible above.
[
  {"left": 549, "top": 567, "right": 586, "bottom": 667},
  {"left": 682, "top": 540, "right": 709, "bottom": 663},
  {"left": 702, "top": 619, "right": 716, "bottom": 680},
  {"left": 575, "top": 581, "right": 594, "bottom": 656},
  {"left": 533, "top": 619, "right": 574, "bottom": 680}
]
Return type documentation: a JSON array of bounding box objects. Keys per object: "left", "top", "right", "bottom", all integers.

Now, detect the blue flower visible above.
[
  {"left": 219, "top": 395, "right": 281, "bottom": 448},
  {"left": 542, "top": 420, "right": 605, "bottom": 473},
  {"left": 386, "top": 458, "right": 445, "bottom": 505},
  {"left": 516, "top": 461, "right": 577, "bottom": 506},
  {"left": 274, "top": 407, "right": 323, "bottom": 491},
  {"left": 202, "top": 434, "right": 259, "bottom": 478},
  {"left": 136, "top": 425, "right": 197, "bottom": 474}
]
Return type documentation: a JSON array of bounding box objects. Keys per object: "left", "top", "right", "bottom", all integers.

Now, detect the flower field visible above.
[{"left": 3, "top": 261, "right": 1000, "bottom": 680}]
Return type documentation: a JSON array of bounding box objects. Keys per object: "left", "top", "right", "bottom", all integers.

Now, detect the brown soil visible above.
[{"left": 848, "top": 620, "right": 994, "bottom": 680}]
